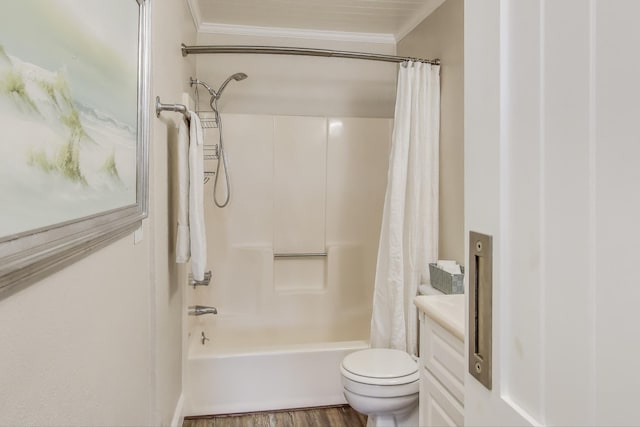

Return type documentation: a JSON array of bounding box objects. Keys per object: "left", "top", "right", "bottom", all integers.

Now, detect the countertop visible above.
[{"left": 414, "top": 294, "right": 465, "bottom": 341}]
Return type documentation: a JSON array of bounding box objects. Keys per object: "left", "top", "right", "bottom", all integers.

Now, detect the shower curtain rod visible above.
[{"left": 180, "top": 44, "right": 440, "bottom": 65}]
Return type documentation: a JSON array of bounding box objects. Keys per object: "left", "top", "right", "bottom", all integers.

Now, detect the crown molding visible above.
[
  {"left": 197, "top": 22, "right": 396, "bottom": 45},
  {"left": 395, "top": 0, "right": 447, "bottom": 42},
  {"left": 186, "top": 0, "right": 202, "bottom": 32}
]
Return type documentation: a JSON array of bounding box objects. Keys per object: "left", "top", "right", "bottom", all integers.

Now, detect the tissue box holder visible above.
[{"left": 428, "top": 263, "right": 465, "bottom": 294}]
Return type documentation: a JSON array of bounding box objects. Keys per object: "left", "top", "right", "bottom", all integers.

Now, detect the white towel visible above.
[
  {"left": 175, "top": 111, "right": 207, "bottom": 282},
  {"left": 188, "top": 111, "right": 207, "bottom": 281},
  {"left": 175, "top": 118, "right": 190, "bottom": 263}
]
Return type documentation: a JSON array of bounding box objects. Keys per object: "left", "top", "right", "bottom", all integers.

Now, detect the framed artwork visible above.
[{"left": 0, "top": 0, "right": 150, "bottom": 294}]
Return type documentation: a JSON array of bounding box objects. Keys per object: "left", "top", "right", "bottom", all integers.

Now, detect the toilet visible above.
[{"left": 340, "top": 348, "right": 420, "bottom": 427}]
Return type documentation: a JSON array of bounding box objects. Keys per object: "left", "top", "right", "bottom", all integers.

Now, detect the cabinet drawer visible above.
[
  {"left": 420, "top": 367, "right": 464, "bottom": 427},
  {"left": 420, "top": 316, "right": 465, "bottom": 405}
]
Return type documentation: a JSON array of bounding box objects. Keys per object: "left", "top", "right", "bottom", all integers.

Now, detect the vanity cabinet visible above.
[{"left": 415, "top": 295, "right": 465, "bottom": 427}]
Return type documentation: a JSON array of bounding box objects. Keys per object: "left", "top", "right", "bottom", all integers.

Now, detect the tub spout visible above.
[{"left": 189, "top": 305, "right": 218, "bottom": 316}]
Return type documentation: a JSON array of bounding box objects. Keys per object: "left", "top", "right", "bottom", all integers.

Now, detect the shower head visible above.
[
  {"left": 232, "top": 72, "right": 248, "bottom": 81},
  {"left": 214, "top": 72, "right": 248, "bottom": 99}
]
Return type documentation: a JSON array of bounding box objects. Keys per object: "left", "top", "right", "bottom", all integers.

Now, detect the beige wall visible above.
[
  {"left": 398, "top": 0, "right": 464, "bottom": 264},
  {"left": 0, "top": 1, "right": 196, "bottom": 426},
  {"left": 151, "top": 0, "right": 197, "bottom": 425},
  {"left": 0, "top": 237, "right": 152, "bottom": 426},
  {"left": 194, "top": 33, "right": 398, "bottom": 118}
]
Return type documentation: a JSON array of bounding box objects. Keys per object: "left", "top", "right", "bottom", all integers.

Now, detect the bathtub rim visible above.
[{"left": 188, "top": 338, "right": 370, "bottom": 359}]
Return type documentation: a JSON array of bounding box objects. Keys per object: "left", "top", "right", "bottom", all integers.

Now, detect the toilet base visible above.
[
  {"left": 344, "top": 389, "right": 419, "bottom": 427},
  {"left": 365, "top": 402, "right": 419, "bottom": 427}
]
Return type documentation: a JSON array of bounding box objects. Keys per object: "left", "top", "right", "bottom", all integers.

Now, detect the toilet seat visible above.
[{"left": 341, "top": 348, "right": 419, "bottom": 386}]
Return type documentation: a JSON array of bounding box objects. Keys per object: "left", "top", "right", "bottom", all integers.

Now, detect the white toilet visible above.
[{"left": 340, "top": 348, "right": 420, "bottom": 427}]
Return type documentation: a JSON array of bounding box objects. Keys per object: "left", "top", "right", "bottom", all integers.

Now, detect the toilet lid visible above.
[{"left": 342, "top": 348, "right": 418, "bottom": 380}]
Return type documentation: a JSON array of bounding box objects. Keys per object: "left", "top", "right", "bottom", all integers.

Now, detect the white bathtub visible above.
[{"left": 184, "top": 321, "right": 368, "bottom": 416}]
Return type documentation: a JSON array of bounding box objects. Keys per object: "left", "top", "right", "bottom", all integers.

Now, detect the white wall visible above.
[
  {"left": 0, "top": 1, "right": 196, "bottom": 426},
  {"left": 397, "top": 0, "right": 465, "bottom": 264}
]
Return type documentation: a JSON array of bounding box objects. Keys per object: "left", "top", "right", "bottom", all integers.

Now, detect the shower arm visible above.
[
  {"left": 190, "top": 74, "right": 247, "bottom": 101},
  {"left": 190, "top": 77, "right": 217, "bottom": 97}
]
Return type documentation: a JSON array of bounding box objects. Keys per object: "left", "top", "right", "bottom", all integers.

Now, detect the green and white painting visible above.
[{"left": 0, "top": 0, "right": 139, "bottom": 238}]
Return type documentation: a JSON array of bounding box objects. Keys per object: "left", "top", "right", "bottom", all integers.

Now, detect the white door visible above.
[{"left": 465, "top": 1, "right": 640, "bottom": 426}]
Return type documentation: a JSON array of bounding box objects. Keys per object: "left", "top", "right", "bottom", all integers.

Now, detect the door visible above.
[{"left": 465, "top": 1, "right": 640, "bottom": 425}]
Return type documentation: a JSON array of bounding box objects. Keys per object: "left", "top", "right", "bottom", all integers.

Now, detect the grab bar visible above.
[{"left": 273, "top": 252, "right": 327, "bottom": 258}]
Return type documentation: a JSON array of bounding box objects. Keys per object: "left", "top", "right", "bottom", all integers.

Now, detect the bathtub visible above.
[
  {"left": 184, "top": 317, "right": 369, "bottom": 416},
  {"left": 183, "top": 243, "right": 376, "bottom": 416}
]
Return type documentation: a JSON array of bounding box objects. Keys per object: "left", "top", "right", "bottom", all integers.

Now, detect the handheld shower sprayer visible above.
[
  {"left": 214, "top": 72, "right": 248, "bottom": 99},
  {"left": 189, "top": 73, "right": 248, "bottom": 209}
]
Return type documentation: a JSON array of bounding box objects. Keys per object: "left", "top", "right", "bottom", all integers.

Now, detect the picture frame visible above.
[{"left": 0, "top": 0, "right": 151, "bottom": 295}]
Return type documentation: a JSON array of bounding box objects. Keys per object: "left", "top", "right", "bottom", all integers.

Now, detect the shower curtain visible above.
[{"left": 370, "top": 61, "right": 440, "bottom": 356}]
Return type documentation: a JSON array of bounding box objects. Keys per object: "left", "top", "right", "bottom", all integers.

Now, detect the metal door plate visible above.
[{"left": 469, "top": 231, "right": 493, "bottom": 389}]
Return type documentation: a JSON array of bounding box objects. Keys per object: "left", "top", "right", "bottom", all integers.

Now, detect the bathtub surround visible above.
[
  {"left": 195, "top": 114, "right": 390, "bottom": 323},
  {"left": 273, "top": 116, "right": 327, "bottom": 255},
  {"left": 370, "top": 62, "right": 440, "bottom": 356},
  {"left": 272, "top": 116, "right": 327, "bottom": 292}
]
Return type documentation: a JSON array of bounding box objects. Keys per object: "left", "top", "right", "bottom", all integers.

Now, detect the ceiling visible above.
[{"left": 188, "top": 0, "right": 446, "bottom": 43}]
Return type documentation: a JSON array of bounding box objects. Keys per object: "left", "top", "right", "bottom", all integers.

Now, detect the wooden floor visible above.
[{"left": 183, "top": 405, "right": 367, "bottom": 427}]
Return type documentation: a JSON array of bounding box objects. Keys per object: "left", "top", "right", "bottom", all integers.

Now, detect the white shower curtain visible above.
[{"left": 370, "top": 61, "right": 440, "bottom": 356}]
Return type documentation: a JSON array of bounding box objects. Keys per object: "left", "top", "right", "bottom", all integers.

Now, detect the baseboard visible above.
[{"left": 171, "top": 393, "right": 185, "bottom": 427}]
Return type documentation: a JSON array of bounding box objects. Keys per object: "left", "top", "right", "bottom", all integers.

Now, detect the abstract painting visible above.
[{"left": 0, "top": 0, "right": 150, "bottom": 292}]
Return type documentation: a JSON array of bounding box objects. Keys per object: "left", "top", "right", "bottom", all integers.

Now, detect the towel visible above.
[
  {"left": 188, "top": 111, "right": 207, "bottom": 281},
  {"left": 437, "top": 260, "right": 462, "bottom": 275},
  {"left": 175, "top": 118, "right": 190, "bottom": 263},
  {"left": 175, "top": 111, "right": 207, "bottom": 282}
]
